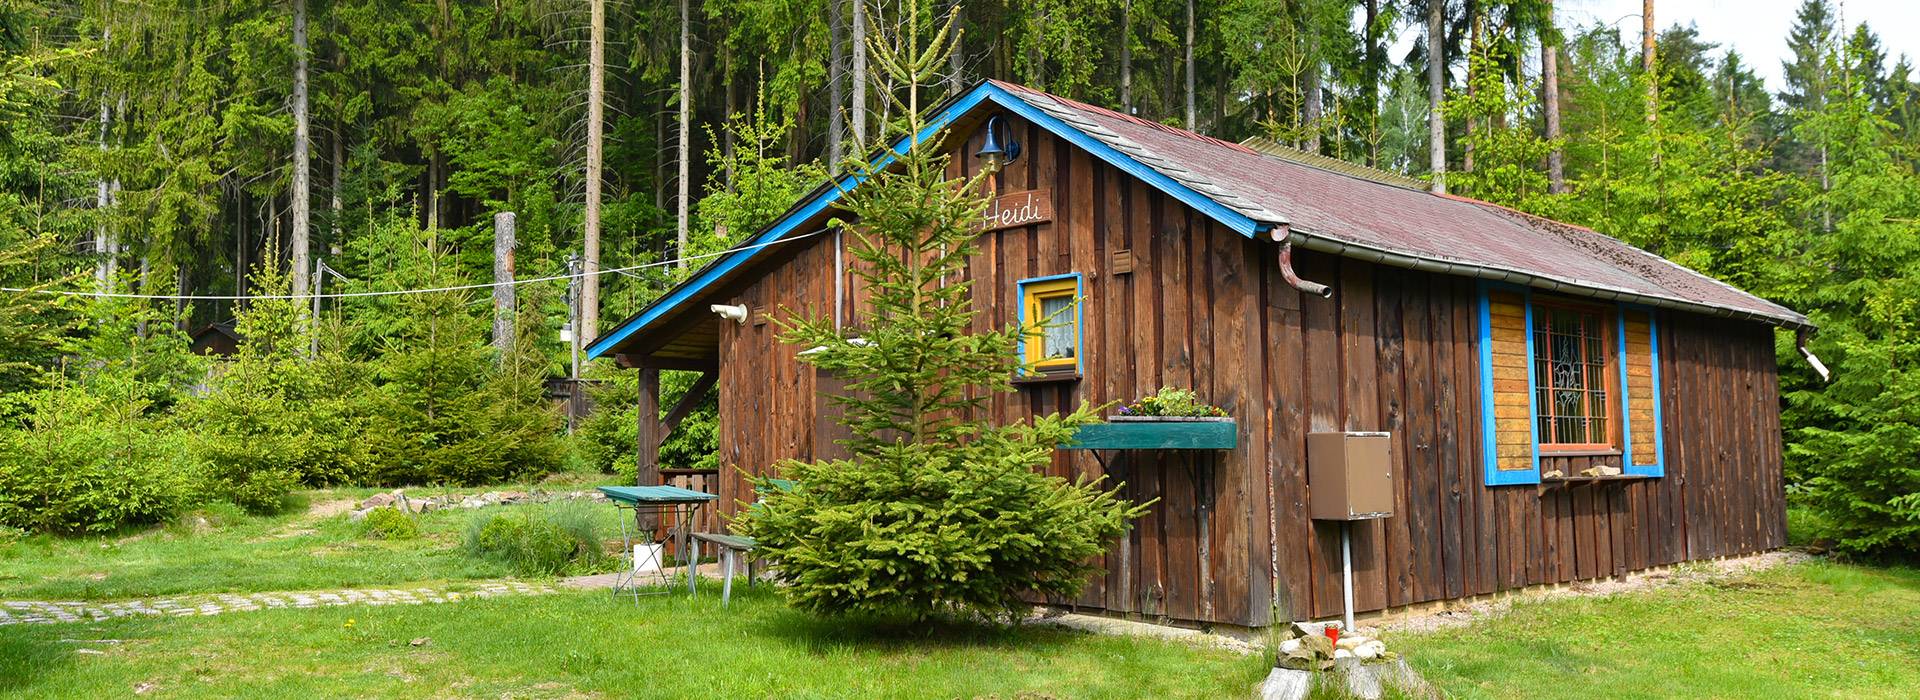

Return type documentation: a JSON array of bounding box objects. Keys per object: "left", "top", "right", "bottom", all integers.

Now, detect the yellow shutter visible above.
[{"left": 1487, "top": 290, "right": 1534, "bottom": 473}]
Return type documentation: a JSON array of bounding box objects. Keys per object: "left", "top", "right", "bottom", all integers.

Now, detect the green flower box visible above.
[{"left": 1062, "top": 416, "right": 1237, "bottom": 450}]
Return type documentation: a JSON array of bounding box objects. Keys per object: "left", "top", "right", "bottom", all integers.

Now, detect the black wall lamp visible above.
[{"left": 974, "top": 114, "right": 1022, "bottom": 172}]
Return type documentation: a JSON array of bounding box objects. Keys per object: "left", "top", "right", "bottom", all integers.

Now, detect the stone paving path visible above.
[
  {"left": 0, "top": 581, "right": 558, "bottom": 626},
  {"left": 0, "top": 562, "right": 743, "bottom": 627}
]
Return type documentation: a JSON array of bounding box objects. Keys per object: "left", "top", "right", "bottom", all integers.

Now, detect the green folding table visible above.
[{"left": 597, "top": 485, "right": 718, "bottom": 602}]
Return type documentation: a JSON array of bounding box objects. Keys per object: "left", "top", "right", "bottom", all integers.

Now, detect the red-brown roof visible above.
[{"left": 993, "top": 81, "right": 1808, "bottom": 329}]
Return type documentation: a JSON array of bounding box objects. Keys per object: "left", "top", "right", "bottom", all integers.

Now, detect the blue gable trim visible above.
[
  {"left": 1480, "top": 281, "right": 1541, "bottom": 486},
  {"left": 587, "top": 82, "right": 1270, "bottom": 360}
]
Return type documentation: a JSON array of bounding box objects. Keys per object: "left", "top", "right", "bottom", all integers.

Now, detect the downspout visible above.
[
  {"left": 1269, "top": 229, "right": 1332, "bottom": 298},
  {"left": 1795, "top": 328, "right": 1832, "bottom": 383}
]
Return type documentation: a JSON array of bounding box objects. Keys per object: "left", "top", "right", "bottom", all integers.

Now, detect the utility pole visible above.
[
  {"left": 309, "top": 257, "right": 324, "bottom": 358},
  {"left": 566, "top": 253, "right": 583, "bottom": 383}
]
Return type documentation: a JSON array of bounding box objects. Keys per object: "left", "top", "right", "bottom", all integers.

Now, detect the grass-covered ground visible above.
[
  {"left": 9, "top": 494, "right": 1920, "bottom": 698},
  {"left": 1393, "top": 559, "right": 1920, "bottom": 699},
  {"left": 0, "top": 588, "right": 1270, "bottom": 699},
  {"left": 0, "top": 478, "right": 618, "bottom": 600}
]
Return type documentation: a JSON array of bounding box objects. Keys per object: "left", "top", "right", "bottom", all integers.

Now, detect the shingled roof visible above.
[
  {"left": 589, "top": 80, "right": 1808, "bottom": 360},
  {"left": 991, "top": 81, "right": 1809, "bottom": 330}
]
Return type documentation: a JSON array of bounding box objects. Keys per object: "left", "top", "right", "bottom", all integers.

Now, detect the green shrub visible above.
[
  {"left": 0, "top": 386, "right": 197, "bottom": 534},
  {"left": 463, "top": 506, "right": 605, "bottom": 576},
  {"left": 359, "top": 506, "right": 420, "bottom": 540}
]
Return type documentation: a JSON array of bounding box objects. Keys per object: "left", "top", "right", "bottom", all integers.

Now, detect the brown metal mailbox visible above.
[{"left": 1308, "top": 432, "right": 1395, "bottom": 521}]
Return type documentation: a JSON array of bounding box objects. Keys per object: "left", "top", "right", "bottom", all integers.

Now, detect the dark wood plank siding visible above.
[{"left": 706, "top": 115, "right": 1789, "bottom": 627}]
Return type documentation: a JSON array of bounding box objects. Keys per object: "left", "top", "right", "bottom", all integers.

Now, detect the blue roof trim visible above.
[
  {"left": 589, "top": 82, "right": 1271, "bottom": 359},
  {"left": 979, "top": 84, "right": 1266, "bottom": 237},
  {"left": 585, "top": 86, "right": 993, "bottom": 359}
]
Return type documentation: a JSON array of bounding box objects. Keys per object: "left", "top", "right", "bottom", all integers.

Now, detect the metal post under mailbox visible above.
[{"left": 1307, "top": 431, "right": 1395, "bottom": 633}]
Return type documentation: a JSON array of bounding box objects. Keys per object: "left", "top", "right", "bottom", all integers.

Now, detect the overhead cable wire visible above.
[{"left": 2, "top": 226, "right": 831, "bottom": 302}]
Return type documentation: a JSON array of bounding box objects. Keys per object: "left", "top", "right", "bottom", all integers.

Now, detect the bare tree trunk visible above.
[
  {"left": 291, "top": 0, "right": 311, "bottom": 301},
  {"left": 582, "top": 0, "right": 605, "bottom": 339},
  {"left": 946, "top": 0, "right": 964, "bottom": 93},
  {"left": 1427, "top": 0, "right": 1447, "bottom": 194},
  {"left": 1304, "top": 46, "right": 1323, "bottom": 153},
  {"left": 93, "top": 28, "right": 113, "bottom": 291},
  {"left": 1121, "top": 0, "right": 1133, "bottom": 113},
  {"left": 852, "top": 0, "right": 868, "bottom": 145},
  {"left": 1464, "top": 6, "right": 1479, "bottom": 173},
  {"left": 828, "top": 0, "right": 846, "bottom": 167},
  {"left": 493, "top": 212, "right": 517, "bottom": 359},
  {"left": 332, "top": 117, "right": 343, "bottom": 247},
  {"left": 1365, "top": 0, "right": 1381, "bottom": 166},
  {"left": 1184, "top": 0, "right": 1195, "bottom": 130},
  {"left": 676, "top": 0, "right": 692, "bottom": 269},
  {"left": 1643, "top": 0, "right": 1656, "bottom": 122},
  {"left": 1543, "top": 0, "right": 1565, "bottom": 193}
]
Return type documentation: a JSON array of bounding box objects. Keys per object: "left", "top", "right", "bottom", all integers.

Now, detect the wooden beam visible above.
[
  {"left": 635, "top": 367, "right": 661, "bottom": 485},
  {"left": 614, "top": 352, "right": 718, "bottom": 373},
  {"left": 634, "top": 366, "right": 661, "bottom": 534},
  {"left": 659, "top": 371, "right": 717, "bottom": 445}
]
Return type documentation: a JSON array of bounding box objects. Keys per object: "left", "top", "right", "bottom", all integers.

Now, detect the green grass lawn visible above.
[
  {"left": 0, "top": 481, "right": 623, "bottom": 601},
  {"left": 0, "top": 588, "right": 1270, "bottom": 699},
  {"left": 1392, "top": 559, "right": 1920, "bottom": 699}
]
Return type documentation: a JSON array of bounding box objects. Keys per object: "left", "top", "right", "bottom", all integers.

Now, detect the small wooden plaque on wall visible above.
[{"left": 981, "top": 189, "right": 1053, "bottom": 232}]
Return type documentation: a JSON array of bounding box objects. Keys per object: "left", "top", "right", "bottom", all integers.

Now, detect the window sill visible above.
[
  {"left": 1540, "top": 474, "right": 1650, "bottom": 487},
  {"left": 1539, "top": 448, "right": 1622, "bottom": 457},
  {"left": 1013, "top": 371, "right": 1081, "bottom": 385}
]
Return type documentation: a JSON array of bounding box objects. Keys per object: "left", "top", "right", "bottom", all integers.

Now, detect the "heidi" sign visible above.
[{"left": 981, "top": 189, "right": 1053, "bottom": 232}]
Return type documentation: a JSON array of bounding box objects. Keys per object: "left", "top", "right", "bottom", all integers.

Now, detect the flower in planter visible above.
[{"left": 1119, "top": 387, "right": 1229, "bottom": 418}]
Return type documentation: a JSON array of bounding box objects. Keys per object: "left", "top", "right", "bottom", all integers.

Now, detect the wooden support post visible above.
[
  {"left": 635, "top": 366, "right": 661, "bottom": 534},
  {"left": 636, "top": 366, "right": 662, "bottom": 485}
]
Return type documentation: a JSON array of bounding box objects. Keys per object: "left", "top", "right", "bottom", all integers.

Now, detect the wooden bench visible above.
[{"left": 690, "top": 532, "right": 757, "bottom": 606}]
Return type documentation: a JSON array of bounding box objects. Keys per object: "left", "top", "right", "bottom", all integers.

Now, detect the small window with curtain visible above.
[
  {"left": 1531, "top": 299, "right": 1617, "bottom": 451},
  {"left": 1018, "top": 274, "right": 1082, "bottom": 375}
]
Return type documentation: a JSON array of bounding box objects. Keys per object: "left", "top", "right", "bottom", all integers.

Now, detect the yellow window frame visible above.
[{"left": 1020, "top": 275, "right": 1081, "bottom": 373}]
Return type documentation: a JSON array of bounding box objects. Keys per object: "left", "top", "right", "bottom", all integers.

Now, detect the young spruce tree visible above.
[{"left": 740, "top": 1, "right": 1145, "bottom": 622}]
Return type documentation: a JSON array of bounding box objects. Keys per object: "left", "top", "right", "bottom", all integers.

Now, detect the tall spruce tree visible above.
[{"left": 740, "top": 0, "right": 1144, "bottom": 621}]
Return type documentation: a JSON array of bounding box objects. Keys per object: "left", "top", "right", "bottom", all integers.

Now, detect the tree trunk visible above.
[
  {"left": 1365, "top": 0, "right": 1381, "bottom": 166},
  {"left": 1643, "top": 0, "right": 1656, "bottom": 122},
  {"left": 1543, "top": 0, "right": 1565, "bottom": 193},
  {"left": 94, "top": 28, "right": 113, "bottom": 291},
  {"left": 493, "top": 212, "right": 517, "bottom": 359},
  {"left": 1464, "top": 5, "right": 1479, "bottom": 173},
  {"left": 676, "top": 0, "right": 692, "bottom": 269},
  {"left": 291, "top": 0, "right": 311, "bottom": 301},
  {"left": 332, "top": 116, "right": 344, "bottom": 247},
  {"left": 1121, "top": 0, "right": 1133, "bottom": 113},
  {"left": 852, "top": 0, "right": 868, "bottom": 145},
  {"left": 947, "top": 0, "right": 965, "bottom": 93},
  {"left": 828, "top": 0, "right": 846, "bottom": 167},
  {"left": 583, "top": 0, "right": 605, "bottom": 339},
  {"left": 1184, "top": 0, "right": 1196, "bottom": 130},
  {"left": 1427, "top": 0, "right": 1447, "bottom": 194}
]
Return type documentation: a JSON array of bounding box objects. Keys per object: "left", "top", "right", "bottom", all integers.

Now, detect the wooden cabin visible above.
[{"left": 588, "top": 81, "right": 1808, "bottom": 629}]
